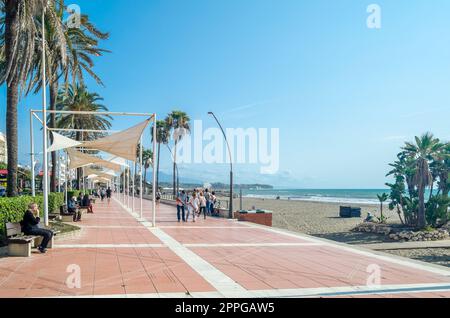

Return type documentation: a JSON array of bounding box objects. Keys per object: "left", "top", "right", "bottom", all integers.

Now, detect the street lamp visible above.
[
  {"left": 208, "top": 112, "right": 233, "bottom": 219},
  {"left": 166, "top": 145, "right": 179, "bottom": 195}
]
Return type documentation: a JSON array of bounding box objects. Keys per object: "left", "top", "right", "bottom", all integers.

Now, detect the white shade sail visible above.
[
  {"left": 47, "top": 132, "right": 82, "bottom": 153},
  {"left": 81, "top": 118, "right": 151, "bottom": 161},
  {"left": 67, "top": 149, "right": 122, "bottom": 171}
]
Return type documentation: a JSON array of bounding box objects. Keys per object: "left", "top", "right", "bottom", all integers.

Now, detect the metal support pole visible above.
[
  {"left": 65, "top": 151, "right": 68, "bottom": 205},
  {"left": 152, "top": 115, "right": 157, "bottom": 227},
  {"left": 30, "top": 112, "right": 36, "bottom": 197},
  {"left": 140, "top": 136, "right": 143, "bottom": 219},
  {"left": 132, "top": 160, "right": 135, "bottom": 213},
  {"left": 127, "top": 163, "right": 130, "bottom": 208},
  {"left": 42, "top": 9, "right": 49, "bottom": 226}
]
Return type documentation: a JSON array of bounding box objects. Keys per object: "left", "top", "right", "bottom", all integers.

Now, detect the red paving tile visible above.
[
  {"left": 162, "top": 227, "right": 310, "bottom": 244},
  {"left": 1, "top": 197, "right": 450, "bottom": 298},
  {"left": 190, "top": 246, "right": 450, "bottom": 290}
]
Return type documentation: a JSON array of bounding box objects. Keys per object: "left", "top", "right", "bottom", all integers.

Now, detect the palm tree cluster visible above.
[
  {"left": 1, "top": 0, "right": 110, "bottom": 195},
  {"left": 148, "top": 111, "right": 191, "bottom": 195},
  {"left": 386, "top": 133, "right": 450, "bottom": 229}
]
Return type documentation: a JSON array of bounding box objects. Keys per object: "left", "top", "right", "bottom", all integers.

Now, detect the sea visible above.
[{"left": 241, "top": 189, "right": 393, "bottom": 205}]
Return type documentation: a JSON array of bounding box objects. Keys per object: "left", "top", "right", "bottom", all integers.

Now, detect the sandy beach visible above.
[
  {"left": 226, "top": 197, "right": 449, "bottom": 267},
  {"left": 231, "top": 197, "right": 398, "bottom": 240}
]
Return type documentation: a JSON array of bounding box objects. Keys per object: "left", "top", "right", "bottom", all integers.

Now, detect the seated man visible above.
[
  {"left": 68, "top": 196, "right": 82, "bottom": 222},
  {"left": 82, "top": 193, "right": 94, "bottom": 213},
  {"left": 21, "top": 203, "right": 54, "bottom": 253}
]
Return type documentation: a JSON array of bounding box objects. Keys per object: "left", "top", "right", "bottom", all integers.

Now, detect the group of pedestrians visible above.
[{"left": 176, "top": 189, "right": 217, "bottom": 223}]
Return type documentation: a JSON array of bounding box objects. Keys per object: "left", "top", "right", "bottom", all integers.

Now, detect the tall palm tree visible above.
[
  {"left": 403, "top": 133, "right": 444, "bottom": 228},
  {"left": 1, "top": 0, "right": 66, "bottom": 196},
  {"left": 151, "top": 120, "right": 170, "bottom": 191},
  {"left": 142, "top": 149, "right": 153, "bottom": 194},
  {"left": 54, "top": 84, "right": 112, "bottom": 188},
  {"left": 165, "top": 110, "right": 190, "bottom": 195},
  {"left": 27, "top": 1, "right": 109, "bottom": 192}
]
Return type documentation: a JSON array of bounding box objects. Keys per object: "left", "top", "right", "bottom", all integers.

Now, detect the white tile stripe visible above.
[
  {"left": 51, "top": 283, "right": 450, "bottom": 298},
  {"left": 150, "top": 227, "right": 252, "bottom": 298},
  {"left": 54, "top": 244, "right": 165, "bottom": 248},
  {"left": 160, "top": 226, "right": 249, "bottom": 229},
  {"left": 76, "top": 226, "right": 145, "bottom": 229},
  {"left": 183, "top": 243, "right": 324, "bottom": 248},
  {"left": 241, "top": 221, "right": 450, "bottom": 277},
  {"left": 113, "top": 197, "right": 251, "bottom": 298}
]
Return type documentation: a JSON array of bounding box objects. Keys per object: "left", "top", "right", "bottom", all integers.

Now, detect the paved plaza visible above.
[{"left": 1, "top": 198, "right": 450, "bottom": 298}]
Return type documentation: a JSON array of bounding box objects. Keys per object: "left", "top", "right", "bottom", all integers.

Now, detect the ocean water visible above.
[{"left": 242, "top": 189, "right": 392, "bottom": 205}]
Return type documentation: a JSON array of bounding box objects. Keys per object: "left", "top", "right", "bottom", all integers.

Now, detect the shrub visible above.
[{"left": 0, "top": 193, "right": 64, "bottom": 237}]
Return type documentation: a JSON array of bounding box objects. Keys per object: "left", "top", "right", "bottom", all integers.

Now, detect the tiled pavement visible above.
[{"left": 1, "top": 196, "right": 450, "bottom": 298}]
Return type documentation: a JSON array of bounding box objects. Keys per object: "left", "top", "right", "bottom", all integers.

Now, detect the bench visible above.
[
  {"left": 60, "top": 205, "right": 86, "bottom": 222},
  {"left": 6, "top": 223, "right": 59, "bottom": 257}
]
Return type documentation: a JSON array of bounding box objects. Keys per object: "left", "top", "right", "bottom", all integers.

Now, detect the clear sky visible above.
[{"left": 1, "top": 0, "right": 450, "bottom": 188}]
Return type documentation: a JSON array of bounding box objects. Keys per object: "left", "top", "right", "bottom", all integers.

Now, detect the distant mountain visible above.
[{"left": 146, "top": 171, "right": 203, "bottom": 185}]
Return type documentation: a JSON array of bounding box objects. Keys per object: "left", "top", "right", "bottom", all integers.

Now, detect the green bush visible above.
[
  {"left": 67, "top": 190, "right": 80, "bottom": 200},
  {"left": 0, "top": 193, "right": 64, "bottom": 237}
]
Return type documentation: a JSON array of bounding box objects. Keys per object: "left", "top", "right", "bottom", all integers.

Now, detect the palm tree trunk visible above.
[
  {"left": 417, "top": 184, "right": 426, "bottom": 229},
  {"left": 6, "top": 81, "right": 19, "bottom": 197},
  {"left": 5, "top": 0, "right": 19, "bottom": 197},
  {"left": 173, "top": 141, "right": 177, "bottom": 196},
  {"left": 50, "top": 81, "right": 58, "bottom": 192},
  {"left": 75, "top": 131, "right": 81, "bottom": 190},
  {"left": 156, "top": 142, "right": 161, "bottom": 190}
]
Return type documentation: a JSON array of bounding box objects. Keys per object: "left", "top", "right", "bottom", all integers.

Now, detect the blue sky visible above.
[{"left": 1, "top": 0, "right": 450, "bottom": 188}]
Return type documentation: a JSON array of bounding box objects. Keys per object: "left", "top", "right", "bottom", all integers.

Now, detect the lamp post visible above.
[
  {"left": 166, "top": 145, "right": 179, "bottom": 195},
  {"left": 208, "top": 112, "right": 233, "bottom": 219},
  {"left": 42, "top": 8, "right": 49, "bottom": 226}
]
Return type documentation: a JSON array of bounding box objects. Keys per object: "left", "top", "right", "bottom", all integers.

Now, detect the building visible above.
[{"left": 0, "top": 132, "right": 7, "bottom": 165}]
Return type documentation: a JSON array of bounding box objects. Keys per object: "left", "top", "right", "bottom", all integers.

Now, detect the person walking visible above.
[
  {"left": 176, "top": 190, "right": 187, "bottom": 223},
  {"left": 204, "top": 189, "right": 211, "bottom": 216},
  {"left": 187, "top": 192, "right": 199, "bottom": 223},
  {"left": 199, "top": 192, "right": 207, "bottom": 219},
  {"left": 106, "top": 187, "right": 112, "bottom": 204}
]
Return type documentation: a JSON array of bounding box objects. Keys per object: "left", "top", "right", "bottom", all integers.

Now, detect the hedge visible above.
[{"left": 0, "top": 193, "right": 65, "bottom": 237}]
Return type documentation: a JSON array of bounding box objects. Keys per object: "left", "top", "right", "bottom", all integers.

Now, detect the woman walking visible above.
[
  {"left": 199, "top": 192, "right": 207, "bottom": 219},
  {"left": 186, "top": 192, "right": 199, "bottom": 223}
]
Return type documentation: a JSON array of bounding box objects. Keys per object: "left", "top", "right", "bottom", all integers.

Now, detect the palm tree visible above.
[
  {"left": 1, "top": 0, "right": 66, "bottom": 196},
  {"left": 151, "top": 120, "right": 170, "bottom": 191},
  {"left": 165, "top": 110, "right": 190, "bottom": 195},
  {"left": 142, "top": 149, "right": 153, "bottom": 194},
  {"left": 403, "top": 133, "right": 444, "bottom": 228},
  {"left": 54, "top": 84, "right": 112, "bottom": 188},
  {"left": 26, "top": 1, "right": 109, "bottom": 192},
  {"left": 377, "top": 193, "right": 389, "bottom": 223}
]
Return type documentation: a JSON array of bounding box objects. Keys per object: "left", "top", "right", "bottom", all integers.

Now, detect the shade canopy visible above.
[
  {"left": 47, "top": 132, "right": 82, "bottom": 153},
  {"left": 81, "top": 118, "right": 151, "bottom": 161},
  {"left": 67, "top": 149, "right": 122, "bottom": 171}
]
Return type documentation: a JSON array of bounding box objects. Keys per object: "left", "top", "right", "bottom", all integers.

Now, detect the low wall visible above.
[{"left": 234, "top": 212, "right": 272, "bottom": 227}]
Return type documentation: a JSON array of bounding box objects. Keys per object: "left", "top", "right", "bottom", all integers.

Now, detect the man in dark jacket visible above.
[{"left": 21, "top": 203, "right": 53, "bottom": 253}]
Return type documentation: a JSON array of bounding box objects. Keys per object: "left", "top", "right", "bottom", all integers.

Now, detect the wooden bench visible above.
[{"left": 6, "top": 223, "right": 59, "bottom": 257}]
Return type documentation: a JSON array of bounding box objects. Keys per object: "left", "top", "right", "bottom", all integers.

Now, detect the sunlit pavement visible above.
[{"left": 1, "top": 196, "right": 450, "bottom": 298}]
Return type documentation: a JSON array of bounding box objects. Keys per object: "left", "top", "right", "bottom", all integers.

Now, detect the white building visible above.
[{"left": 0, "top": 132, "right": 7, "bottom": 164}]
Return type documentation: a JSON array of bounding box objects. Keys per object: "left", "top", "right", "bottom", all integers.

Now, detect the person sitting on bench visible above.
[
  {"left": 82, "top": 193, "right": 94, "bottom": 213},
  {"left": 68, "top": 196, "right": 82, "bottom": 222},
  {"left": 21, "top": 203, "right": 53, "bottom": 253}
]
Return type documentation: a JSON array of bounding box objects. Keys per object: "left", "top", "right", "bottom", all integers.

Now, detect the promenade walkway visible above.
[{"left": 1, "top": 196, "right": 450, "bottom": 298}]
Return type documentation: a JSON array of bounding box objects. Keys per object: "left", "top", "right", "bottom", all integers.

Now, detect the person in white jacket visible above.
[{"left": 186, "top": 191, "right": 199, "bottom": 222}]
